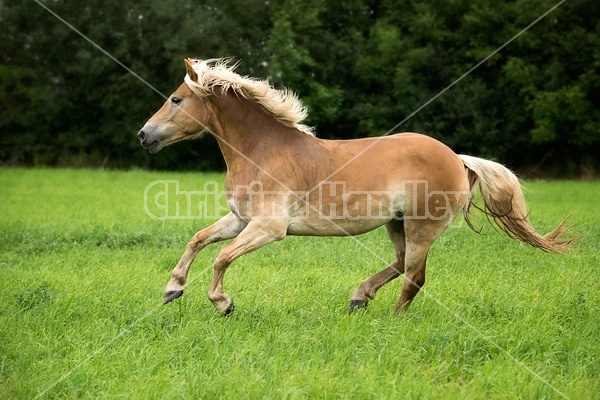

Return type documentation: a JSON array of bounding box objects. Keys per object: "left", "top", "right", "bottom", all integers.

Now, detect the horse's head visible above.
[{"left": 137, "top": 59, "right": 210, "bottom": 153}]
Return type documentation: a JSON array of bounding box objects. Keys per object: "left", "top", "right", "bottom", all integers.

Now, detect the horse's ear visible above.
[{"left": 184, "top": 58, "right": 198, "bottom": 82}]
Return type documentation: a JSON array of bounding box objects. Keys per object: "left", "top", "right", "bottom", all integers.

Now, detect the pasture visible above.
[{"left": 1, "top": 168, "right": 598, "bottom": 399}]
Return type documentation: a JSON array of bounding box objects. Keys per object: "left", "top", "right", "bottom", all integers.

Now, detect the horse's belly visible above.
[
  {"left": 284, "top": 183, "right": 406, "bottom": 236},
  {"left": 286, "top": 214, "right": 393, "bottom": 236}
]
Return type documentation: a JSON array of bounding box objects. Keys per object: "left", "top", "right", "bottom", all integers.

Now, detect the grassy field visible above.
[{"left": 0, "top": 168, "right": 598, "bottom": 399}]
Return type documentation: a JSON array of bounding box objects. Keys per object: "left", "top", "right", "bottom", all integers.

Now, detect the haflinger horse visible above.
[{"left": 138, "top": 58, "right": 575, "bottom": 315}]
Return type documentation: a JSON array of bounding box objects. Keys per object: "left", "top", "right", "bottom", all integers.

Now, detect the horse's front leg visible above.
[
  {"left": 208, "top": 219, "right": 287, "bottom": 315},
  {"left": 164, "top": 212, "right": 246, "bottom": 304}
]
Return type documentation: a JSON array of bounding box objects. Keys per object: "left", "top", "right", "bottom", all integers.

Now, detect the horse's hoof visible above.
[
  {"left": 163, "top": 290, "right": 184, "bottom": 304},
  {"left": 348, "top": 299, "right": 368, "bottom": 314},
  {"left": 223, "top": 300, "right": 235, "bottom": 316}
]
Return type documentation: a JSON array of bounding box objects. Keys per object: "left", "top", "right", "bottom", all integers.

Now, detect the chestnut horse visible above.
[{"left": 138, "top": 58, "right": 575, "bottom": 315}]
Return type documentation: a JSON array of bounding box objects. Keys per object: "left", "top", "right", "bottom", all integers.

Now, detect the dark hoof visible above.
[
  {"left": 163, "top": 290, "right": 184, "bottom": 304},
  {"left": 348, "top": 299, "right": 368, "bottom": 314},
  {"left": 223, "top": 300, "right": 235, "bottom": 316}
]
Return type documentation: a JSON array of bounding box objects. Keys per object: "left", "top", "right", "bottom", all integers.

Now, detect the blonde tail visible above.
[{"left": 459, "top": 155, "right": 577, "bottom": 253}]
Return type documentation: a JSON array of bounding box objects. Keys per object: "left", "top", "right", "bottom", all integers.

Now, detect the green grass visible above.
[{"left": 0, "top": 168, "right": 598, "bottom": 399}]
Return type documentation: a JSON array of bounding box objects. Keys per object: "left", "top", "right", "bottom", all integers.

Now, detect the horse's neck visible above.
[{"left": 209, "top": 92, "right": 308, "bottom": 172}]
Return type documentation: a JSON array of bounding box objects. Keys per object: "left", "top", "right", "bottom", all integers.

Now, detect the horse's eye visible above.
[{"left": 171, "top": 97, "right": 182, "bottom": 105}]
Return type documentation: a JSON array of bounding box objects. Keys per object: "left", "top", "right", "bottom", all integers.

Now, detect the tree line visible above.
[{"left": 1, "top": 0, "right": 598, "bottom": 176}]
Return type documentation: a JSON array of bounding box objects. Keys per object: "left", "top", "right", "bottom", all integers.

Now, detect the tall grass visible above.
[{"left": 0, "top": 168, "right": 598, "bottom": 399}]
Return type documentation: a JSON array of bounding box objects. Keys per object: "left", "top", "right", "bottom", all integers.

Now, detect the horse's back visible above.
[{"left": 322, "top": 132, "right": 468, "bottom": 192}]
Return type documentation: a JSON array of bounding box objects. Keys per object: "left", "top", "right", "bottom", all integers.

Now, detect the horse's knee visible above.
[
  {"left": 186, "top": 235, "right": 204, "bottom": 251},
  {"left": 213, "top": 251, "right": 233, "bottom": 272}
]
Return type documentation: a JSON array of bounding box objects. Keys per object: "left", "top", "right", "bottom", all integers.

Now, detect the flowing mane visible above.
[{"left": 184, "top": 58, "right": 315, "bottom": 136}]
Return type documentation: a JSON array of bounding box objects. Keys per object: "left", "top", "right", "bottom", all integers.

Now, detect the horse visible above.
[{"left": 137, "top": 58, "right": 575, "bottom": 315}]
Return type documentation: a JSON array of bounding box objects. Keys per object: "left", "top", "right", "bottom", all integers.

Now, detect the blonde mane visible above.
[{"left": 184, "top": 58, "right": 315, "bottom": 136}]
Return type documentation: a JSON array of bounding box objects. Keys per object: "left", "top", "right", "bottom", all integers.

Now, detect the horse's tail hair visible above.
[{"left": 459, "top": 154, "right": 577, "bottom": 253}]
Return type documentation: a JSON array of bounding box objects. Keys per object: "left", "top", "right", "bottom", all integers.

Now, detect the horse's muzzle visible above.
[{"left": 137, "top": 129, "right": 160, "bottom": 153}]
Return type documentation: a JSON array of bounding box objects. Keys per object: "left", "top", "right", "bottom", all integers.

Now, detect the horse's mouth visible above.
[
  {"left": 146, "top": 141, "right": 161, "bottom": 153},
  {"left": 140, "top": 140, "right": 161, "bottom": 154}
]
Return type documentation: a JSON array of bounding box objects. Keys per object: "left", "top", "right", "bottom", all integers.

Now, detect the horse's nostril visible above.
[{"left": 137, "top": 130, "right": 146, "bottom": 141}]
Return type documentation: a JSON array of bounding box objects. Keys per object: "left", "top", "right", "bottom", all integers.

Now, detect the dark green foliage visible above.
[{"left": 1, "top": 0, "right": 598, "bottom": 175}]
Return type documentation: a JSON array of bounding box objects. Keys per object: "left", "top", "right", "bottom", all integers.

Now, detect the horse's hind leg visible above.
[
  {"left": 348, "top": 220, "right": 406, "bottom": 313},
  {"left": 393, "top": 219, "right": 446, "bottom": 313},
  {"left": 393, "top": 242, "right": 429, "bottom": 313}
]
